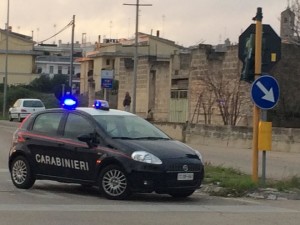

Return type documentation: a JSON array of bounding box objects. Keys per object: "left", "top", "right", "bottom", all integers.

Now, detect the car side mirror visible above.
[
  {"left": 77, "top": 133, "right": 99, "bottom": 148},
  {"left": 77, "top": 134, "right": 91, "bottom": 142}
]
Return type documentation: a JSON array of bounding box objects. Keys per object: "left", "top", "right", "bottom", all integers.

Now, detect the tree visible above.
[
  {"left": 288, "top": 0, "right": 300, "bottom": 45},
  {"left": 29, "top": 74, "right": 69, "bottom": 94},
  {"left": 29, "top": 75, "right": 52, "bottom": 92},
  {"left": 199, "top": 75, "right": 250, "bottom": 126}
]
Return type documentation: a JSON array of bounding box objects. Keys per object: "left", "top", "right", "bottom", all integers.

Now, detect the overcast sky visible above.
[{"left": 0, "top": 0, "right": 288, "bottom": 47}]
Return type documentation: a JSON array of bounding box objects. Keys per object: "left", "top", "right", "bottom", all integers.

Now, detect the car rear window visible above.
[{"left": 23, "top": 100, "right": 44, "bottom": 107}]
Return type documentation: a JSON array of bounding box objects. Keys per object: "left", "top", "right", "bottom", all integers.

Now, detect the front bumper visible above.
[{"left": 127, "top": 160, "right": 204, "bottom": 194}]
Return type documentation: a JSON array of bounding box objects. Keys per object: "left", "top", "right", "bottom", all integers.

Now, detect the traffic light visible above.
[{"left": 240, "top": 34, "right": 255, "bottom": 83}]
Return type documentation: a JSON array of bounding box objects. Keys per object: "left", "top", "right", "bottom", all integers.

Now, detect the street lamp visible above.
[{"left": 2, "top": 0, "right": 10, "bottom": 117}]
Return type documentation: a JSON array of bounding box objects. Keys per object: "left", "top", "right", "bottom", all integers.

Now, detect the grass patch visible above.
[
  {"left": 267, "top": 176, "right": 300, "bottom": 192},
  {"left": 204, "top": 162, "right": 300, "bottom": 197},
  {"left": 204, "top": 163, "right": 258, "bottom": 196}
]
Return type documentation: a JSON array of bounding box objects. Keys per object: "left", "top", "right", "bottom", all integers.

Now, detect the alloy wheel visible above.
[{"left": 12, "top": 159, "right": 28, "bottom": 185}]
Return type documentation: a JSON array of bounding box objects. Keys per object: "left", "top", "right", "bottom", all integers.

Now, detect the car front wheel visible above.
[
  {"left": 11, "top": 156, "right": 35, "bottom": 189},
  {"left": 98, "top": 165, "right": 131, "bottom": 200}
]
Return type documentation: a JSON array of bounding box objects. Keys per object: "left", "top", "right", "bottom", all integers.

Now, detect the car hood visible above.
[{"left": 111, "top": 139, "right": 198, "bottom": 160}]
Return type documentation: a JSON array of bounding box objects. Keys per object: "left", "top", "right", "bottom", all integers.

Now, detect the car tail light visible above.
[
  {"left": 17, "top": 133, "right": 26, "bottom": 143},
  {"left": 21, "top": 108, "right": 27, "bottom": 112},
  {"left": 12, "top": 130, "right": 25, "bottom": 143}
]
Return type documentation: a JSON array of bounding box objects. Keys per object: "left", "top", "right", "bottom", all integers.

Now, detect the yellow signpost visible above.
[{"left": 239, "top": 8, "right": 281, "bottom": 183}]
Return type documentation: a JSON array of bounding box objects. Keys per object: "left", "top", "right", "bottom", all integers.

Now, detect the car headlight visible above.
[
  {"left": 194, "top": 150, "right": 203, "bottom": 162},
  {"left": 131, "top": 151, "right": 162, "bottom": 165}
]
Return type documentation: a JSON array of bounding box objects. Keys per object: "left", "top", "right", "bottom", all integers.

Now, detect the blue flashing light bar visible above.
[
  {"left": 93, "top": 100, "right": 109, "bottom": 110},
  {"left": 61, "top": 95, "right": 78, "bottom": 110}
]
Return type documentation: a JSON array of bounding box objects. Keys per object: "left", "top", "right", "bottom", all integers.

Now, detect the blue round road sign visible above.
[{"left": 251, "top": 75, "right": 280, "bottom": 110}]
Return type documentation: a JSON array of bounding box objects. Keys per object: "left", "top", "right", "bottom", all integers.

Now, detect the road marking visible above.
[
  {"left": 0, "top": 169, "right": 9, "bottom": 173},
  {"left": 0, "top": 204, "right": 298, "bottom": 213}
]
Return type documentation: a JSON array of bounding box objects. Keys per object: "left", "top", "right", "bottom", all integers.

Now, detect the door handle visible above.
[{"left": 57, "top": 143, "right": 65, "bottom": 147}]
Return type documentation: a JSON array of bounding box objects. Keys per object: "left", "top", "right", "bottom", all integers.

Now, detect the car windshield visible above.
[
  {"left": 93, "top": 115, "right": 170, "bottom": 139},
  {"left": 23, "top": 100, "right": 44, "bottom": 107}
]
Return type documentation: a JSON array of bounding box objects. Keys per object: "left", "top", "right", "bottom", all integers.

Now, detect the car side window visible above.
[
  {"left": 64, "top": 113, "right": 94, "bottom": 140},
  {"left": 13, "top": 100, "right": 20, "bottom": 107},
  {"left": 32, "top": 112, "right": 63, "bottom": 135}
]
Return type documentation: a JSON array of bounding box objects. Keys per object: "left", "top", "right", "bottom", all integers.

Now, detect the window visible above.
[
  {"left": 13, "top": 100, "right": 21, "bottom": 107},
  {"left": 93, "top": 115, "right": 168, "bottom": 139},
  {"left": 49, "top": 66, "right": 54, "bottom": 74},
  {"left": 32, "top": 113, "right": 63, "bottom": 135},
  {"left": 171, "top": 90, "right": 187, "bottom": 99},
  {"left": 64, "top": 114, "right": 94, "bottom": 139},
  {"left": 106, "top": 59, "right": 110, "bottom": 65},
  {"left": 37, "top": 67, "right": 42, "bottom": 74},
  {"left": 23, "top": 100, "right": 44, "bottom": 107},
  {"left": 58, "top": 66, "right": 62, "bottom": 75}
]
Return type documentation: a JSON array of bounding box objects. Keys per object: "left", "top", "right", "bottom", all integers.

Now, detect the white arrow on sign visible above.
[{"left": 256, "top": 81, "right": 275, "bottom": 102}]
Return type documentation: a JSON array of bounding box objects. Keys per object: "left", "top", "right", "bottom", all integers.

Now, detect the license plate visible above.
[{"left": 177, "top": 173, "right": 194, "bottom": 181}]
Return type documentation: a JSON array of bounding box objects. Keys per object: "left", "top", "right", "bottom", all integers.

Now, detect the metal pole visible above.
[
  {"left": 69, "top": 15, "right": 75, "bottom": 91},
  {"left": 2, "top": 0, "right": 10, "bottom": 117},
  {"left": 123, "top": 1, "right": 152, "bottom": 114},
  {"left": 132, "top": 0, "right": 139, "bottom": 114},
  {"left": 252, "top": 8, "right": 263, "bottom": 182}
]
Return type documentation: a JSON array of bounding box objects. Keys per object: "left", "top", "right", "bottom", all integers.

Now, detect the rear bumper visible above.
[{"left": 10, "top": 113, "right": 29, "bottom": 119}]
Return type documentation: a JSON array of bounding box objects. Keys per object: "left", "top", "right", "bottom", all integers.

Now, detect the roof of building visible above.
[{"left": 0, "top": 29, "right": 33, "bottom": 43}]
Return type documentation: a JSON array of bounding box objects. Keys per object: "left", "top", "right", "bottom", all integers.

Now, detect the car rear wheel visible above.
[
  {"left": 11, "top": 156, "right": 35, "bottom": 189},
  {"left": 169, "top": 190, "right": 195, "bottom": 198},
  {"left": 98, "top": 165, "right": 131, "bottom": 200},
  {"left": 8, "top": 113, "right": 13, "bottom": 121},
  {"left": 17, "top": 114, "right": 22, "bottom": 122}
]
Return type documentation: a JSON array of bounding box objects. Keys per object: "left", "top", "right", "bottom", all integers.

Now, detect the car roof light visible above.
[
  {"left": 93, "top": 100, "right": 109, "bottom": 110},
  {"left": 61, "top": 95, "right": 78, "bottom": 110}
]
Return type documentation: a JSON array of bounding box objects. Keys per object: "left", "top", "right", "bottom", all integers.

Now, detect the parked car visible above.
[
  {"left": 8, "top": 99, "right": 204, "bottom": 200},
  {"left": 8, "top": 98, "right": 46, "bottom": 122}
]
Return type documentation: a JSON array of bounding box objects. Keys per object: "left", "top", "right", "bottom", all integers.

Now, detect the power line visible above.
[{"left": 37, "top": 20, "right": 73, "bottom": 44}]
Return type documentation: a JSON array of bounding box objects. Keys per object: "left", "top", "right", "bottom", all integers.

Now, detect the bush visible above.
[{"left": 0, "top": 86, "right": 60, "bottom": 114}]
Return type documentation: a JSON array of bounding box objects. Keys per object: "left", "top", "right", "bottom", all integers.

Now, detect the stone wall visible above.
[
  {"left": 268, "top": 43, "right": 300, "bottom": 127},
  {"left": 154, "top": 122, "right": 300, "bottom": 153},
  {"left": 186, "top": 44, "right": 253, "bottom": 126}
]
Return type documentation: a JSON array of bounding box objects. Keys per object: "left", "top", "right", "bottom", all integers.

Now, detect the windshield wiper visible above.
[
  {"left": 112, "top": 137, "right": 135, "bottom": 140},
  {"left": 133, "top": 137, "right": 170, "bottom": 140}
]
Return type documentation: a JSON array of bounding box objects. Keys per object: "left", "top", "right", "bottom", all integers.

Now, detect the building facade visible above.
[
  {"left": 79, "top": 33, "right": 181, "bottom": 115},
  {"left": 0, "top": 28, "right": 37, "bottom": 85}
]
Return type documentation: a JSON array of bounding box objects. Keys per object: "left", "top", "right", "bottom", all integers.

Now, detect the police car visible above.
[{"left": 8, "top": 97, "right": 204, "bottom": 200}]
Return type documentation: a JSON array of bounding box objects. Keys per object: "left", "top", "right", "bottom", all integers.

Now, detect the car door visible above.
[
  {"left": 60, "top": 112, "right": 101, "bottom": 181},
  {"left": 27, "top": 111, "right": 65, "bottom": 177}
]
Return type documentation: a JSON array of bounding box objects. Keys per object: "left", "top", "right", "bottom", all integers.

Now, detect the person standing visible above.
[{"left": 123, "top": 92, "right": 131, "bottom": 112}]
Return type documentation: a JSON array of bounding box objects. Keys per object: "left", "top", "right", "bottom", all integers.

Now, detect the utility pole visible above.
[
  {"left": 123, "top": 1, "right": 152, "bottom": 114},
  {"left": 69, "top": 15, "right": 75, "bottom": 91},
  {"left": 2, "top": 0, "right": 10, "bottom": 117}
]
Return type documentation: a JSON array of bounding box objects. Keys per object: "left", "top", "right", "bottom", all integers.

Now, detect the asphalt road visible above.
[{"left": 1, "top": 120, "right": 300, "bottom": 225}]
